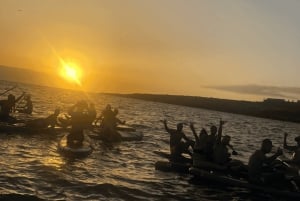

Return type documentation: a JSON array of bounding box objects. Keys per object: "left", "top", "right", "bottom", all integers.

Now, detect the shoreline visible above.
[{"left": 108, "top": 93, "right": 300, "bottom": 123}]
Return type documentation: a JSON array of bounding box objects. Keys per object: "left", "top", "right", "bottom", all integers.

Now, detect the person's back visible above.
[
  {"left": 248, "top": 139, "right": 283, "bottom": 184},
  {"left": 195, "top": 129, "right": 208, "bottom": 152},
  {"left": 213, "top": 144, "right": 230, "bottom": 165},
  {"left": 103, "top": 109, "right": 115, "bottom": 125},
  {"left": 69, "top": 101, "right": 89, "bottom": 130},
  {"left": 248, "top": 150, "right": 265, "bottom": 181},
  {"left": 67, "top": 101, "right": 89, "bottom": 147},
  {"left": 213, "top": 135, "right": 232, "bottom": 165},
  {"left": 190, "top": 124, "right": 208, "bottom": 167}
]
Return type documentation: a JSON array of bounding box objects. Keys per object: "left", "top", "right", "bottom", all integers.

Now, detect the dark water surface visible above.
[{"left": 1, "top": 81, "right": 300, "bottom": 201}]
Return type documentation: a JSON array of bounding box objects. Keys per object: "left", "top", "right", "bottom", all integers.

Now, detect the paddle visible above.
[{"left": 0, "top": 85, "right": 17, "bottom": 96}]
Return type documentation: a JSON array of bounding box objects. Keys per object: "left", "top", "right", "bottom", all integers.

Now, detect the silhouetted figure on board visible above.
[
  {"left": 26, "top": 108, "right": 60, "bottom": 129},
  {"left": 67, "top": 101, "right": 89, "bottom": 147},
  {"left": 17, "top": 94, "right": 33, "bottom": 114},
  {"left": 248, "top": 139, "right": 283, "bottom": 184},
  {"left": 0, "top": 92, "right": 25, "bottom": 122},
  {"left": 162, "top": 120, "right": 193, "bottom": 162}
]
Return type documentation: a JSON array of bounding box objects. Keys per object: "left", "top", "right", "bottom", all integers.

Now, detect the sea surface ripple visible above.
[{"left": 1, "top": 81, "right": 300, "bottom": 201}]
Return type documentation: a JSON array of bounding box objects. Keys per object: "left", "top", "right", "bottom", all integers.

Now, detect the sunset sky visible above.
[{"left": 1, "top": 0, "right": 300, "bottom": 101}]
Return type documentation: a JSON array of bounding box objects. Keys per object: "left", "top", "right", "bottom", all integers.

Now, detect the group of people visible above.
[
  {"left": 163, "top": 119, "right": 300, "bottom": 184},
  {"left": 30, "top": 101, "right": 124, "bottom": 146},
  {"left": 163, "top": 120, "right": 236, "bottom": 166},
  {"left": 0, "top": 89, "right": 125, "bottom": 146}
]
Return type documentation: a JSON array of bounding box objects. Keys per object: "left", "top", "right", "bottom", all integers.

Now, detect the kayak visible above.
[
  {"left": 91, "top": 127, "right": 143, "bottom": 142},
  {"left": 190, "top": 167, "right": 300, "bottom": 199},
  {"left": 58, "top": 133, "right": 93, "bottom": 157}
]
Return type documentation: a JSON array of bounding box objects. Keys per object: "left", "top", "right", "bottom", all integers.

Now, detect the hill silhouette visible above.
[{"left": 111, "top": 93, "right": 300, "bottom": 123}]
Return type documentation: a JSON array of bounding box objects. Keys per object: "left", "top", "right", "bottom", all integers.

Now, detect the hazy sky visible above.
[{"left": 1, "top": 0, "right": 300, "bottom": 100}]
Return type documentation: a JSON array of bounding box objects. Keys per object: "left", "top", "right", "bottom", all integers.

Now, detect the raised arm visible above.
[
  {"left": 190, "top": 123, "right": 199, "bottom": 143},
  {"left": 162, "top": 119, "right": 171, "bottom": 133},
  {"left": 216, "top": 119, "right": 226, "bottom": 143}
]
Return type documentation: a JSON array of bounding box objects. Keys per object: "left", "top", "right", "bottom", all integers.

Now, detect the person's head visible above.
[
  {"left": 210, "top": 125, "right": 217, "bottom": 136},
  {"left": 261, "top": 139, "right": 273, "bottom": 153},
  {"left": 199, "top": 128, "right": 208, "bottom": 139},
  {"left": 221, "top": 135, "right": 231, "bottom": 145},
  {"left": 294, "top": 136, "right": 300, "bottom": 146},
  {"left": 54, "top": 108, "right": 60, "bottom": 116},
  {"left": 177, "top": 123, "right": 183, "bottom": 131}
]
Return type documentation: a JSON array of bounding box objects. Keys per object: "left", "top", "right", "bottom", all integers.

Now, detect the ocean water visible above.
[{"left": 0, "top": 80, "right": 300, "bottom": 201}]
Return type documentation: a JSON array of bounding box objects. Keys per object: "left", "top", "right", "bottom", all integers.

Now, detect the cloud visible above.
[{"left": 207, "top": 85, "right": 300, "bottom": 100}]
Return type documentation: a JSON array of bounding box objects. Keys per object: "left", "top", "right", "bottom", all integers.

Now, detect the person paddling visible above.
[{"left": 248, "top": 139, "right": 284, "bottom": 184}]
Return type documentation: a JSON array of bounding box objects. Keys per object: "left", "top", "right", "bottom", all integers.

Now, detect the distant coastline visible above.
[{"left": 108, "top": 93, "right": 300, "bottom": 123}]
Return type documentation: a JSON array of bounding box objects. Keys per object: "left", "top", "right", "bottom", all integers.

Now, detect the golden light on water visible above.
[{"left": 59, "top": 59, "right": 82, "bottom": 85}]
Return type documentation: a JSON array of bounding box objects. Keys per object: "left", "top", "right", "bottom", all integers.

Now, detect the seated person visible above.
[
  {"left": 248, "top": 139, "right": 283, "bottom": 184},
  {"left": 26, "top": 108, "right": 60, "bottom": 128}
]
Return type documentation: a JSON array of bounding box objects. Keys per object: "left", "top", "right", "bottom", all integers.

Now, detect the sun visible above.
[
  {"left": 60, "top": 60, "right": 82, "bottom": 85},
  {"left": 65, "top": 65, "right": 77, "bottom": 80}
]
